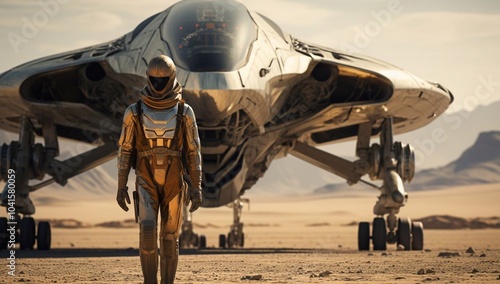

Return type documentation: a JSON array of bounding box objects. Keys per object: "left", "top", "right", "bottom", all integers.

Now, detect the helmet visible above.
[{"left": 146, "top": 55, "right": 177, "bottom": 98}]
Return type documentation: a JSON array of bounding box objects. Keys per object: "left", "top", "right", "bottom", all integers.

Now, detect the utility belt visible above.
[{"left": 137, "top": 147, "right": 182, "bottom": 159}]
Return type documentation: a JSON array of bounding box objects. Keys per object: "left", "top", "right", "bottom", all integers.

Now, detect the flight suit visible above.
[{"left": 117, "top": 55, "right": 202, "bottom": 284}]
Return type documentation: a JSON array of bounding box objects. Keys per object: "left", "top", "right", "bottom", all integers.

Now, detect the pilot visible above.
[{"left": 116, "top": 55, "right": 202, "bottom": 284}]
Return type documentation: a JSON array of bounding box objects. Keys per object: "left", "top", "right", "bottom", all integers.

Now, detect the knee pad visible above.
[
  {"left": 160, "top": 234, "right": 178, "bottom": 260},
  {"left": 140, "top": 220, "right": 157, "bottom": 252}
]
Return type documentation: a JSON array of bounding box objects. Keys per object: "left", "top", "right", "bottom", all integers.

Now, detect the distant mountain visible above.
[
  {"left": 407, "top": 131, "right": 500, "bottom": 190},
  {"left": 394, "top": 100, "right": 500, "bottom": 170}
]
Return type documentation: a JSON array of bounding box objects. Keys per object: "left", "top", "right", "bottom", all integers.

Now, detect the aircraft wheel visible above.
[
  {"left": 179, "top": 234, "right": 184, "bottom": 248},
  {"left": 358, "top": 222, "right": 370, "bottom": 251},
  {"left": 193, "top": 234, "right": 199, "bottom": 248},
  {"left": 0, "top": 217, "right": 7, "bottom": 250},
  {"left": 20, "top": 217, "right": 35, "bottom": 250},
  {"left": 372, "top": 217, "right": 387, "bottom": 251},
  {"left": 219, "top": 234, "right": 226, "bottom": 248},
  {"left": 397, "top": 217, "right": 412, "bottom": 251},
  {"left": 227, "top": 233, "right": 233, "bottom": 249},
  {"left": 411, "top": 221, "right": 424, "bottom": 251},
  {"left": 239, "top": 233, "right": 245, "bottom": 247},
  {"left": 37, "top": 221, "right": 51, "bottom": 250},
  {"left": 198, "top": 235, "right": 206, "bottom": 249}
]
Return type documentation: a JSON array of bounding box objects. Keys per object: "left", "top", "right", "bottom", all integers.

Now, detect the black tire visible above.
[
  {"left": 372, "top": 217, "right": 387, "bottom": 251},
  {"left": 411, "top": 222, "right": 424, "bottom": 251},
  {"left": 219, "top": 234, "right": 226, "bottom": 248},
  {"left": 227, "top": 233, "right": 233, "bottom": 249},
  {"left": 358, "top": 222, "right": 370, "bottom": 251},
  {"left": 199, "top": 235, "right": 207, "bottom": 249},
  {"left": 397, "top": 217, "right": 412, "bottom": 251},
  {"left": 193, "top": 234, "right": 199, "bottom": 247},
  {"left": 240, "top": 233, "right": 245, "bottom": 247},
  {"left": 20, "top": 217, "right": 35, "bottom": 250},
  {"left": 0, "top": 217, "right": 7, "bottom": 250},
  {"left": 37, "top": 221, "right": 51, "bottom": 250},
  {"left": 179, "top": 234, "right": 184, "bottom": 248}
]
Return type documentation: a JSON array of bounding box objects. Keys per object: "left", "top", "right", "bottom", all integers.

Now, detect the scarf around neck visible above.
[{"left": 139, "top": 81, "right": 182, "bottom": 109}]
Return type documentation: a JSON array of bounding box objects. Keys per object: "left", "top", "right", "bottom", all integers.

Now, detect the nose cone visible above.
[{"left": 181, "top": 71, "right": 244, "bottom": 126}]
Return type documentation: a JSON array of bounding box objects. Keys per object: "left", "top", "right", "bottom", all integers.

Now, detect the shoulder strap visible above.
[
  {"left": 130, "top": 101, "right": 143, "bottom": 170},
  {"left": 135, "top": 100, "right": 143, "bottom": 130},
  {"left": 170, "top": 100, "right": 185, "bottom": 150}
]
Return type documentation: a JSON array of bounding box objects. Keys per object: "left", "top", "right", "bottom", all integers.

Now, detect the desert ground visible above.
[{"left": 1, "top": 183, "right": 500, "bottom": 283}]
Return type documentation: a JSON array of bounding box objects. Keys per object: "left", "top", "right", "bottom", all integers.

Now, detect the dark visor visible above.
[{"left": 149, "top": 76, "right": 170, "bottom": 91}]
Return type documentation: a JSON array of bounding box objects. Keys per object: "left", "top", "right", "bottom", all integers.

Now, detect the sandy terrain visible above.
[{"left": 1, "top": 183, "right": 500, "bottom": 283}]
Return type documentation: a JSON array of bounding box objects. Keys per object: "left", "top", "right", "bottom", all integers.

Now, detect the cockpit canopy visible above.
[{"left": 163, "top": 0, "right": 257, "bottom": 72}]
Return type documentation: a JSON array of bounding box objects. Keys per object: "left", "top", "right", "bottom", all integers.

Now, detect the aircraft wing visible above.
[{"left": 273, "top": 39, "right": 453, "bottom": 147}]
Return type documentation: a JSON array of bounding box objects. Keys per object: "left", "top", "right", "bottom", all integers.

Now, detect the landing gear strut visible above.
[
  {"left": 179, "top": 204, "right": 206, "bottom": 249},
  {"left": 291, "top": 117, "right": 425, "bottom": 251},
  {"left": 356, "top": 118, "right": 424, "bottom": 251},
  {"left": 219, "top": 198, "right": 249, "bottom": 248}
]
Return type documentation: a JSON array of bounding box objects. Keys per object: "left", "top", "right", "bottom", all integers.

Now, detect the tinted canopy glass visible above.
[{"left": 163, "top": 0, "right": 257, "bottom": 72}]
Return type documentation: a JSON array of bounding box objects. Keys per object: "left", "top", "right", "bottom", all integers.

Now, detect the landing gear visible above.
[
  {"left": 411, "top": 221, "right": 424, "bottom": 251},
  {"left": 37, "top": 221, "right": 51, "bottom": 250},
  {"left": 20, "top": 217, "right": 36, "bottom": 250},
  {"left": 0, "top": 217, "right": 7, "bottom": 250},
  {"left": 372, "top": 217, "right": 387, "bottom": 251},
  {"left": 397, "top": 217, "right": 412, "bottom": 251},
  {"left": 179, "top": 204, "right": 206, "bottom": 249},
  {"left": 291, "top": 117, "right": 425, "bottom": 251},
  {"left": 0, "top": 214, "right": 52, "bottom": 250},
  {"left": 357, "top": 217, "right": 387, "bottom": 251},
  {"left": 0, "top": 116, "right": 116, "bottom": 251},
  {"left": 357, "top": 222, "right": 370, "bottom": 251},
  {"left": 357, "top": 216, "right": 424, "bottom": 251},
  {"left": 219, "top": 198, "right": 248, "bottom": 248}
]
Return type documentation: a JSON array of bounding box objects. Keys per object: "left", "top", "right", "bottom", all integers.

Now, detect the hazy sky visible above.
[
  {"left": 0, "top": 0, "right": 499, "bottom": 199},
  {"left": 0, "top": 0, "right": 499, "bottom": 113}
]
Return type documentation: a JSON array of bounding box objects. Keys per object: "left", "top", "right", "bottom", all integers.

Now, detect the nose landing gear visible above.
[
  {"left": 179, "top": 205, "right": 206, "bottom": 249},
  {"left": 219, "top": 198, "right": 248, "bottom": 249}
]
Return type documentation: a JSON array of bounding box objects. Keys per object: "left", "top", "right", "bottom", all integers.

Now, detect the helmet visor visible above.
[{"left": 149, "top": 76, "right": 170, "bottom": 92}]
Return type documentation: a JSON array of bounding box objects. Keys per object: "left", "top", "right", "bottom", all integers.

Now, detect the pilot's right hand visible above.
[{"left": 117, "top": 187, "right": 131, "bottom": 212}]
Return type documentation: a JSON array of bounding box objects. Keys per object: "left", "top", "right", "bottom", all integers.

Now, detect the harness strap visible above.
[
  {"left": 169, "top": 100, "right": 185, "bottom": 153},
  {"left": 137, "top": 147, "right": 181, "bottom": 159}
]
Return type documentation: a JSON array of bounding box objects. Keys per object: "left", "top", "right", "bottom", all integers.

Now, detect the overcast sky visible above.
[{"left": 0, "top": 0, "right": 499, "bottom": 113}]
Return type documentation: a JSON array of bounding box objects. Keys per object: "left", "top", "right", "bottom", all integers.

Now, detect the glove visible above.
[
  {"left": 188, "top": 187, "right": 202, "bottom": 213},
  {"left": 116, "top": 187, "right": 131, "bottom": 212},
  {"left": 183, "top": 174, "right": 202, "bottom": 213}
]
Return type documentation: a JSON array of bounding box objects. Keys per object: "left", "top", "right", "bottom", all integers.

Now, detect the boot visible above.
[
  {"left": 140, "top": 220, "right": 158, "bottom": 284},
  {"left": 160, "top": 234, "right": 179, "bottom": 284}
]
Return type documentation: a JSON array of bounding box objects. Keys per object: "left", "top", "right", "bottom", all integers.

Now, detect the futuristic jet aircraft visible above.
[{"left": 0, "top": 0, "right": 453, "bottom": 251}]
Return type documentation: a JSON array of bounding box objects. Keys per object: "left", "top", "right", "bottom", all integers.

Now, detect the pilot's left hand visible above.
[{"left": 117, "top": 187, "right": 131, "bottom": 212}]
